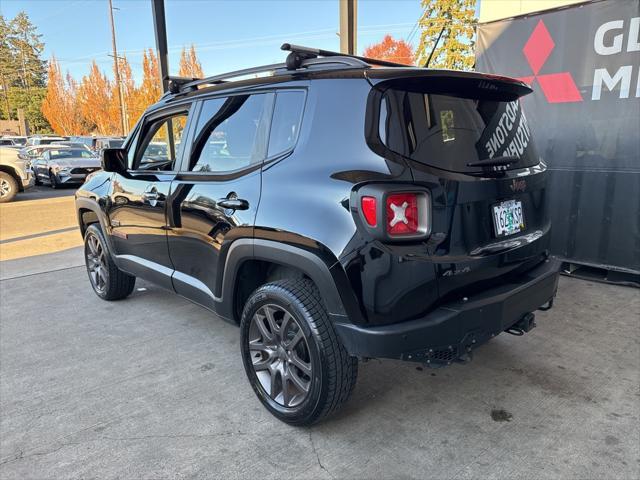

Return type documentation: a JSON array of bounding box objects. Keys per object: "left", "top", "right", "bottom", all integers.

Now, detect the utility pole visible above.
[
  {"left": 339, "top": 0, "right": 357, "bottom": 55},
  {"left": 108, "top": 0, "right": 127, "bottom": 135}
]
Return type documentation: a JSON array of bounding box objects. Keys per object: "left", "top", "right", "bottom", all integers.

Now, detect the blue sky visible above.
[{"left": 1, "top": 0, "right": 428, "bottom": 83}]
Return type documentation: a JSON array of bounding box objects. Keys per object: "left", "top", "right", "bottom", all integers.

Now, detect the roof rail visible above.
[{"left": 165, "top": 43, "right": 409, "bottom": 95}]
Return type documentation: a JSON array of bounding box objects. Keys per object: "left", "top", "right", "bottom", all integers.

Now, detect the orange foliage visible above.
[
  {"left": 41, "top": 47, "right": 194, "bottom": 135},
  {"left": 41, "top": 57, "right": 85, "bottom": 135},
  {"left": 134, "top": 49, "right": 162, "bottom": 113},
  {"left": 178, "top": 44, "right": 204, "bottom": 78},
  {"left": 363, "top": 35, "right": 415, "bottom": 66},
  {"left": 78, "top": 61, "right": 118, "bottom": 135}
]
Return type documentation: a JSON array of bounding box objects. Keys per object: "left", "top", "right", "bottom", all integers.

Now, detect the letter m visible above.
[{"left": 592, "top": 66, "right": 632, "bottom": 100}]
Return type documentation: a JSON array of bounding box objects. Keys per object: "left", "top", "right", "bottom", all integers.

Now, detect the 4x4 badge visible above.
[{"left": 510, "top": 179, "right": 526, "bottom": 192}]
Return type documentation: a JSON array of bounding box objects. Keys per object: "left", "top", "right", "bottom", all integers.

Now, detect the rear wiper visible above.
[{"left": 467, "top": 156, "right": 519, "bottom": 167}]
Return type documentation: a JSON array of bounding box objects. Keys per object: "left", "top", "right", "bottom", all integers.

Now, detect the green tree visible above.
[
  {"left": 0, "top": 15, "right": 19, "bottom": 119},
  {"left": 8, "top": 87, "right": 50, "bottom": 133},
  {"left": 9, "top": 12, "right": 47, "bottom": 88},
  {"left": 0, "top": 11, "right": 49, "bottom": 130},
  {"left": 416, "top": 0, "right": 477, "bottom": 70}
]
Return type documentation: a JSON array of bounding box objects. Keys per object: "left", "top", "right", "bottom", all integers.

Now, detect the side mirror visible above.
[{"left": 101, "top": 148, "right": 127, "bottom": 174}]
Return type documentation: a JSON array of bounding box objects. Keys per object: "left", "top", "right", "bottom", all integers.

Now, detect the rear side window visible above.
[
  {"left": 268, "top": 91, "right": 305, "bottom": 157},
  {"left": 189, "top": 94, "right": 270, "bottom": 173},
  {"left": 378, "top": 89, "right": 538, "bottom": 173}
]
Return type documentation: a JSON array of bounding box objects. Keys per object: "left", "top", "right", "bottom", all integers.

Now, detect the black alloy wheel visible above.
[
  {"left": 248, "top": 303, "right": 313, "bottom": 408},
  {"left": 48, "top": 170, "right": 59, "bottom": 189},
  {"left": 85, "top": 231, "right": 108, "bottom": 295},
  {"left": 83, "top": 224, "right": 136, "bottom": 300},
  {"left": 240, "top": 279, "right": 358, "bottom": 425}
]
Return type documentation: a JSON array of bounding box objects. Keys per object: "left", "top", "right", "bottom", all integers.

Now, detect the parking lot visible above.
[{"left": 0, "top": 190, "right": 639, "bottom": 479}]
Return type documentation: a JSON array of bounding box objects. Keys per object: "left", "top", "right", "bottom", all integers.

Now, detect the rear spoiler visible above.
[{"left": 365, "top": 69, "right": 532, "bottom": 102}]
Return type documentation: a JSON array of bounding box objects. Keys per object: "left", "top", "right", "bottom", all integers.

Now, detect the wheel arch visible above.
[
  {"left": 220, "top": 238, "right": 364, "bottom": 326},
  {"left": 0, "top": 165, "right": 23, "bottom": 192},
  {"left": 76, "top": 197, "right": 115, "bottom": 253}
]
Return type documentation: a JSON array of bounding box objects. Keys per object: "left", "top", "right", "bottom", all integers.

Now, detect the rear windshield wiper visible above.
[{"left": 467, "top": 156, "right": 519, "bottom": 167}]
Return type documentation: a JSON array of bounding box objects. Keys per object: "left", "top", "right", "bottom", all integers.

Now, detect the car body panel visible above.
[
  {"left": 0, "top": 146, "right": 34, "bottom": 191},
  {"left": 75, "top": 61, "right": 559, "bottom": 363}
]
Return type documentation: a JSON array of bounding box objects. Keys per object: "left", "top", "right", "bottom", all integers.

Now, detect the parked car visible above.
[
  {"left": 76, "top": 45, "right": 560, "bottom": 425},
  {"left": 34, "top": 147, "right": 99, "bottom": 188},
  {"left": 52, "top": 141, "right": 93, "bottom": 151},
  {"left": 95, "top": 137, "right": 125, "bottom": 156},
  {"left": 0, "top": 146, "right": 34, "bottom": 202},
  {"left": 26, "top": 135, "right": 69, "bottom": 146},
  {"left": 70, "top": 136, "right": 98, "bottom": 150},
  {"left": 18, "top": 145, "right": 68, "bottom": 184},
  {"left": 4, "top": 136, "right": 27, "bottom": 146}
]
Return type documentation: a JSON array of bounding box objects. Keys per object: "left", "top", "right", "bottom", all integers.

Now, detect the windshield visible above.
[
  {"left": 49, "top": 149, "right": 95, "bottom": 159},
  {"left": 377, "top": 89, "right": 539, "bottom": 173}
]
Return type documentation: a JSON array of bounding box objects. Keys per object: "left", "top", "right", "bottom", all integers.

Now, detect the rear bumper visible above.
[{"left": 334, "top": 258, "right": 560, "bottom": 364}]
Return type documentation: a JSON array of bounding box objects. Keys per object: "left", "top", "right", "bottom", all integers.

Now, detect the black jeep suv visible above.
[{"left": 76, "top": 45, "right": 559, "bottom": 425}]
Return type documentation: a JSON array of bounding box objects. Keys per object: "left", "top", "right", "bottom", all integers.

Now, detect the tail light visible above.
[
  {"left": 361, "top": 196, "right": 377, "bottom": 227},
  {"left": 386, "top": 193, "right": 419, "bottom": 236},
  {"left": 352, "top": 185, "right": 431, "bottom": 241}
]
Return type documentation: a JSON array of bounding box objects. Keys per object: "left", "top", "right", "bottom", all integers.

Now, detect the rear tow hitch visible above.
[{"left": 505, "top": 312, "right": 536, "bottom": 336}]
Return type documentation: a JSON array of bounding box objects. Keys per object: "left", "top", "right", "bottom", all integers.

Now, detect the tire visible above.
[
  {"left": 84, "top": 224, "right": 136, "bottom": 300},
  {"left": 0, "top": 171, "right": 18, "bottom": 203},
  {"left": 240, "top": 279, "right": 358, "bottom": 425},
  {"left": 48, "top": 170, "right": 59, "bottom": 189},
  {"left": 33, "top": 170, "right": 41, "bottom": 186}
]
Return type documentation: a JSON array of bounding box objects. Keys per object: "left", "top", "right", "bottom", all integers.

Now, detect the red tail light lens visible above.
[
  {"left": 386, "top": 193, "right": 419, "bottom": 235},
  {"left": 361, "top": 196, "right": 377, "bottom": 227}
]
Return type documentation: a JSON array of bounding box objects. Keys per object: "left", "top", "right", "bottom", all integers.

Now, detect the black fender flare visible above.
[
  {"left": 219, "top": 238, "right": 364, "bottom": 325},
  {"left": 75, "top": 196, "right": 116, "bottom": 253}
]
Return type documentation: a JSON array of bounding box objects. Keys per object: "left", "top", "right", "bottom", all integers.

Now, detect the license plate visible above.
[{"left": 492, "top": 199, "right": 524, "bottom": 237}]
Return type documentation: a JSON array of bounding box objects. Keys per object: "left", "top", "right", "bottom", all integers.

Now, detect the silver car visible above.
[
  {"left": 0, "top": 146, "right": 34, "bottom": 202},
  {"left": 32, "top": 147, "right": 100, "bottom": 189}
]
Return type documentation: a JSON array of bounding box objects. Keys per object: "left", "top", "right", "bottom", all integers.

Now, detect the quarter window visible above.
[
  {"left": 189, "top": 94, "right": 270, "bottom": 173},
  {"left": 267, "top": 90, "right": 305, "bottom": 157}
]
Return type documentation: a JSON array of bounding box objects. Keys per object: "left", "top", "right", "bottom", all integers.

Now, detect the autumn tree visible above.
[
  {"left": 77, "top": 61, "right": 118, "bottom": 134},
  {"left": 117, "top": 55, "right": 136, "bottom": 130},
  {"left": 416, "top": 0, "right": 477, "bottom": 70},
  {"left": 363, "top": 35, "right": 415, "bottom": 65},
  {"left": 178, "top": 44, "right": 204, "bottom": 78},
  {"left": 130, "top": 49, "right": 161, "bottom": 118},
  {"left": 42, "top": 57, "right": 84, "bottom": 135}
]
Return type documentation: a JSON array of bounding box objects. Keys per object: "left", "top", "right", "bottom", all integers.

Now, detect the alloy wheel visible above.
[
  {"left": 248, "top": 304, "right": 313, "bottom": 408},
  {"left": 86, "top": 233, "right": 108, "bottom": 293},
  {"left": 0, "top": 178, "right": 12, "bottom": 199}
]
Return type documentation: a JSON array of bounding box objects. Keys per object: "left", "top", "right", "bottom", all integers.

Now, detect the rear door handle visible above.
[{"left": 217, "top": 198, "right": 249, "bottom": 211}]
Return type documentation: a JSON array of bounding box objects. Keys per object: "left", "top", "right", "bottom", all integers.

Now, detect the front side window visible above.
[
  {"left": 189, "top": 94, "right": 270, "bottom": 173},
  {"left": 134, "top": 112, "right": 189, "bottom": 171}
]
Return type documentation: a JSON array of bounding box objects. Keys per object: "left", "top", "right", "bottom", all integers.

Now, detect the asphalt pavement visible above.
[
  {"left": 13, "top": 185, "right": 76, "bottom": 202},
  {"left": 0, "top": 189, "right": 638, "bottom": 479}
]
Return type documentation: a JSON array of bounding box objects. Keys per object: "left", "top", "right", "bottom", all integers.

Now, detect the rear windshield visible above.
[{"left": 377, "top": 89, "right": 539, "bottom": 173}]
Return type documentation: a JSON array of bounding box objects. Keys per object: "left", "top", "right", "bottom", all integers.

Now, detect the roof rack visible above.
[
  {"left": 166, "top": 43, "right": 409, "bottom": 95},
  {"left": 280, "top": 43, "right": 410, "bottom": 69}
]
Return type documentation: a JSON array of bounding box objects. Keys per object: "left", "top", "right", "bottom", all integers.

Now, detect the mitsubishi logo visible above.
[
  {"left": 389, "top": 201, "right": 409, "bottom": 227},
  {"left": 518, "top": 20, "right": 583, "bottom": 103}
]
